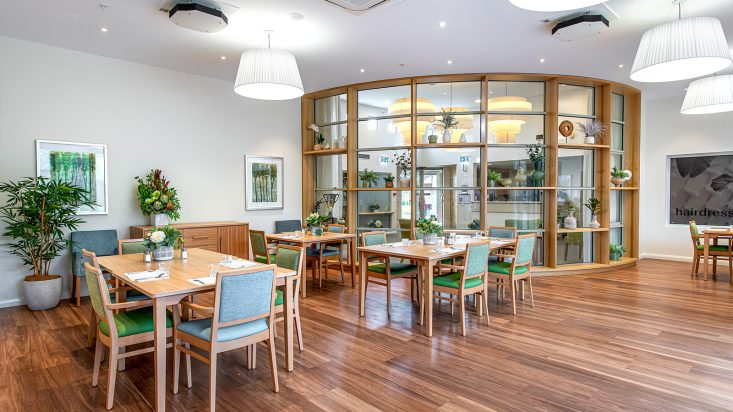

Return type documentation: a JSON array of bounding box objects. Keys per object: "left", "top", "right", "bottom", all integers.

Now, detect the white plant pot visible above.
[
  {"left": 442, "top": 129, "right": 452, "bottom": 143},
  {"left": 564, "top": 212, "right": 577, "bottom": 229},
  {"left": 423, "top": 233, "right": 438, "bottom": 245},
  {"left": 151, "top": 214, "right": 169, "bottom": 227},
  {"left": 23, "top": 276, "right": 62, "bottom": 310},
  {"left": 589, "top": 215, "right": 601, "bottom": 229},
  {"left": 153, "top": 246, "right": 174, "bottom": 261},
  {"left": 399, "top": 176, "right": 411, "bottom": 188},
  {"left": 584, "top": 135, "right": 596, "bottom": 144}
]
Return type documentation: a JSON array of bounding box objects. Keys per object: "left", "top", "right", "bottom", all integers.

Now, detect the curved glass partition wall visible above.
[{"left": 302, "top": 74, "right": 640, "bottom": 271}]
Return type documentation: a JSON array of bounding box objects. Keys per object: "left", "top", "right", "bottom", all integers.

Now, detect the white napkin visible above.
[
  {"left": 125, "top": 270, "right": 169, "bottom": 282},
  {"left": 434, "top": 247, "right": 462, "bottom": 253},
  {"left": 219, "top": 259, "right": 258, "bottom": 269},
  {"left": 190, "top": 276, "right": 216, "bottom": 286},
  {"left": 282, "top": 234, "right": 301, "bottom": 239}
]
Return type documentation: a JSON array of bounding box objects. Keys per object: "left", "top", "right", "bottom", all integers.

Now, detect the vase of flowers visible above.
[
  {"left": 143, "top": 226, "right": 181, "bottom": 261},
  {"left": 436, "top": 109, "right": 458, "bottom": 143},
  {"left": 308, "top": 123, "right": 324, "bottom": 150},
  {"left": 577, "top": 120, "right": 608, "bottom": 145},
  {"left": 305, "top": 212, "right": 328, "bottom": 236},
  {"left": 583, "top": 197, "right": 605, "bottom": 229},
  {"left": 416, "top": 216, "right": 444, "bottom": 245},
  {"left": 135, "top": 169, "right": 181, "bottom": 226},
  {"left": 611, "top": 167, "right": 632, "bottom": 186},
  {"left": 392, "top": 151, "right": 412, "bottom": 187}
]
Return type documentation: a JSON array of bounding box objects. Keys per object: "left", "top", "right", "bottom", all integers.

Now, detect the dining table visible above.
[
  {"left": 358, "top": 236, "right": 515, "bottom": 337},
  {"left": 97, "top": 248, "right": 298, "bottom": 412},
  {"left": 702, "top": 227, "right": 733, "bottom": 281},
  {"left": 266, "top": 231, "right": 357, "bottom": 297}
]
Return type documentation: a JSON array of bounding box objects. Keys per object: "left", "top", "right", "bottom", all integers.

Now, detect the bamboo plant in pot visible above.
[{"left": 0, "top": 177, "right": 93, "bottom": 310}]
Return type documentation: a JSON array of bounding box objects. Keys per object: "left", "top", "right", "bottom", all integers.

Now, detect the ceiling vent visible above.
[
  {"left": 325, "top": 0, "right": 392, "bottom": 15},
  {"left": 552, "top": 14, "right": 609, "bottom": 41},
  {"left": 169, "top": 1, "right": 228, "bottom": 33}
]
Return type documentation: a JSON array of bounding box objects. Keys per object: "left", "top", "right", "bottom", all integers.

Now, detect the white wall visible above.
[
  {"left": 0, "top": 36, "right": 301, "bottom": 307},
  {"left": 641, "top": 95, "right": 733, "bottom": 262}
]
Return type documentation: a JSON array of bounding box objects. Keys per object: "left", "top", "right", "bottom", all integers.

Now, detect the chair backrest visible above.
[
  {"left": 361, "top": 231, "right": 386, "bottom": 247},
  {"left": 274, "top": 244, "right": 304, "bottom": 274},
  {"left": 689, "top": 220, "right": 700, "bottom": 246},
  {"left": 463, "top": 240, "right": 491, "bottom": 280},
  {"left": 327, "top": 224, "right": 346, "bottom": 233},
  {"left": 249, "top": 229, "right": 269, "bottom": 261},
  {"left": 275, "top": 220, "right": 303, "bottom": 234},
  {"left": 211, "top": 266, "right": 277, "bottom": 342},
  {"left": 71, "top": 230, "right": 118, "bottom": 276},
  {"left": 504, "top": 219, "right": 542, "bottom": 231},
  {"left": 82, "top": 248, "right": 100, "bottom": 269},
  {"left": 118, "top": 238, "right": 146, "bottom": 255},
  {"left": 84, "top": 262, "right": 115, "bottom": 335},
  {"left": 488, "top": 226, "right": 517, "bottom": 240},
  {"left": 514, "top": 233, "right": 537, "bottom": 267}
]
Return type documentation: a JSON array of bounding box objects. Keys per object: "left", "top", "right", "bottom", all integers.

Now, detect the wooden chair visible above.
[
  {"left": 689, "top": 220, "right": 733, "bottom": 280},
  {"left": 307, "top": 224, "right": 347, "bottom": 288},
  {"left": 84, "top": 262, "right": 173, "bottom": 410},
  {"left": 428, "top": 240, "right": 492, "bottom": 336},
  {"left": 172, "top": 265, "right": 279, "bottom": 411},
  {"left": 487, "top": 233, "right": 536, "bottom": 315},
  {"left": 250, "top": 229, "right": 275, "bottom": 264},
  {"left": 272, "top": 244, "right": 305, "bottom": 351},
  {"left": 71, "top": 229, "right": 118, "bottom": 306},
  {"left": 361, "top": 231, "right": 419, "bottom": 318},
  {"left": 487, "top": 225, "right": 517, "bottom": 262},
  {"left": 117, "top": 238, "right": 146, "bottom": 255}
]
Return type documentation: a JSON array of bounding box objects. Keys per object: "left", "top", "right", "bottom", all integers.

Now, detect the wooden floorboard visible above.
[{"left": 0, "top": 259, "right": 732, "bottom": 411}]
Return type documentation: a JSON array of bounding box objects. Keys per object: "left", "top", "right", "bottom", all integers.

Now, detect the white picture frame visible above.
[{"left": 245, "top": 155, "right": 284, "bottom": 211}]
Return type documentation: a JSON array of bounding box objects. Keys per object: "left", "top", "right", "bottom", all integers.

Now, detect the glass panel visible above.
[
  {"left": 558, "top": 84, "right": 594, "bottom": 116},
  {"left": 487, "top": 81, "right": 545, "bottom": 113},
  {"left": 610, "top": 227, "right": 623, "bottom": 247},
  {"left": 557, "top": 233, "right": 595, "bottom": 264},
  {"left": 416, "top": 189, "right": 481, "bottom": 230},
  {"left": 358, "top": 117, "right": 410, "bottom": 149},
  {"left": 611, "top": 122, "right": 624, "bottom": 151},
  {"left": 558, "top": 115, "right": 598, "bottom": 144},
  {"left": 416, "top": 148, "right": 482, "bottom": 188},
  {"left": 610, "top": 190, "right": 622, "bottom": 225},
  {"left": 357, "top": 149, "right": 410, "bottom": 188},
  {"left": 357, "top": 85, "right": 411, "bottom": 119},
  {"left": 315, "top": 94, "right": 347, "bottom": 125},
  {"left": 419, "top": 114, "right": 482, "bottom": 144},
  {"left": 315, "top": 154, "right": 347, "bottom": 190},
  {"left": 612, "top": 93, "right": 625, "bottom": 123},
  {"left": 487, "top": 114, "right": 545, "bottom": 145},
  {"left": 357, "top": 191, "right": 410, "bottom": 243},
  {"left": 487, "top": 146, "right": 546, "bottom": 188},
  {"left": 611, "top": 153, "right": 624, "bottom": 171},
  {"left": 558, "top": 149, "right": 595, "bottom": 188},
  {"left": 313, "top": 190, "right": 347, "bottom": 225},
  {"left": 416, "top": 82, "right": 481, "bottom": 113},
  {"left": 558, "top": 189, "right": 596, "bottom": 228},
  {"left": 487, "top": 190, "right": 544, "bottom": 229},
  {"left": 312, "top": 123, "right": 347, "bottom": 150}
]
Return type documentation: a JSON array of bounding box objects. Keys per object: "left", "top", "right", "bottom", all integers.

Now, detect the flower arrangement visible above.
[
  {"left": 610, "top": 167, "right": 632, "bottom": 186},
  {"left": 415, "top": 216, "right": 444, "bottom": 236},
  {"left": 143, "top": 226, "right": 181, "bottom": 250},
  {"left": 525, "top": 143, "right": 545, "bottom": 165},
  {"left": 135, "top": 170, "right": 181, "bottom": 220},
  {"left": 367, "top": 219, "right": 383, "bottom": 228},
  {"left": 468, "top": 218, "right": 481, "bottom": 230},
  {"left": 305, "top": 212, "right": 328, "bottom": 228},
  {"left": 576, "top": 120, "right": 608, "bottom": 144},
  {"left": 392, "top": 152, "right": 412, "bottom": 178},
  {"left": 308, "top": 123, "right": 324, "bottom": 149},
  {"left": 359, "top": 169, "right": 380, "bottom": 188},
  {"left": 436, "top": 108, "right": 458, "bottom": 130}
]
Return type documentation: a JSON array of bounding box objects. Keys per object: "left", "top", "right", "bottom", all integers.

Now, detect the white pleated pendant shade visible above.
[
  {"left": 631, "top": 17, "right": 732, "bottom": 83},
  {"left": 234, "top": 48, "right": 304, "bottom": 100},
  {"left": 681, "top": 75, "right": 733, "bottom": 114},
  {"left": 508, "top": 0, "right": 606, "bottom": 12}
]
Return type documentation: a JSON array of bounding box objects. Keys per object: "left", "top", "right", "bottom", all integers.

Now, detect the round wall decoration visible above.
[{"left": 559, "top": 120, "right": 574, "bottom": 137}]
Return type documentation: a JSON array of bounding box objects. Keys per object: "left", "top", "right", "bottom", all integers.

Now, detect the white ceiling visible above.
[{"left": 1, "top": 0, "right": 732, "bottom": 100}]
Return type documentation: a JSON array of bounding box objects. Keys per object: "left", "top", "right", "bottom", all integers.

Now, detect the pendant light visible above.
[
  {"left": 681, "top": 75, "right": 733, "bottom": 114},
  {"left": 507, "top": 0, "right": 607, "bottom": 12},
  {"left": 630, "top": 3, "right": 731, "bottom": 83},
  {"left": 234, "top": 31, "right": 304, "bottom": 100}
]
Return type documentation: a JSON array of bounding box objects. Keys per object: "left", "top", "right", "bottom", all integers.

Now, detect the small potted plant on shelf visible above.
[
  {"left": 305, "top": 212, "right": 328, "bottom": 236},
  {"left": 383, "top": 174, "right": 395, "bottom": 188},
  {"left": 583, "top": 197, "right": 606, "bottom": 229},
  {"left": 525, "top": 143, "right": 545, "bottom": 186},
  {"left": 0, "top": 177, "right": 93, "bottom": 310},
  {"left": 143, "top": 226, "right": 182, "bottom": 261},
  {"left": 436, "top": 109, "right": 459, "bottom": 143},
  {"left": 416, "top": 216, "right": 444, "bottom": 245},
  {"left": 392, "top": 151, "right": 412, "bottom": 187},
  {"left": 468, "top": 218, "right": 481, "bottom": 230},
  {"left": 367, "top": 219, "right": 383, "bottom": 228},
  {"left": 308, "top": 123, "right": 324, "bottom": 150},
  {"left": 609, "top": 243, "right": 625, "bottom": 261},
  {"left": 576, "top": 120, "right": 608, "bottom": 145},
  {"left": 487, "top": 169, "right": 503, "bottom": 188},
  {"left": 135, "top": 169, "right": 181, "bottom": 227},
  {"left": 563, "top": 199, "right": 578, "bottom": 229},
  {"left": 368, "top": 203, "right": 381, "bottom": 212},
  {"left": 358, "top": 169, "right": 379, "bottom": 188},
  {"left": 428, "top": 134, "right": 439, "bottom": 144},
  {"left": 610, "top": 167, "right": 632, "bottom": 187}
]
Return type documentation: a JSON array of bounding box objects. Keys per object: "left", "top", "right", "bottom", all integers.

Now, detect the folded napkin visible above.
[
  {"left": 219, "top": 259, "right": 259, "bottom": 269},
  {"left": 434, "top": 247, "right": 462, "bottom": 253},
  {"left": 281, "top": 234, "right": 301, "bottom": 239},
  {"left": 125, "top": 270, "right": 169, "bottom": 282},
  {"left": 190, "top": 276, "right": 216, "bottom": 286}
]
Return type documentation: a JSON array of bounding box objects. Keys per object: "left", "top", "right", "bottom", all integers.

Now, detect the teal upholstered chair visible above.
[
  {"left": 361, "top": 231, "right": 419, "bottom": 318},
  {"left": 85, "top": 262, "right": 173, "bottom": 410},
  {"left": 307, "top": 224, "right": 347, "bottom": 288},
  {"left": 487, "top": 225, "right": 517, "bottom": 262},
  {"left": 430, "top": 240, "right": 492, "bottom": 336},
  {"left": 487, "top": 233, "right": 536, "bottom": 315},
  {"left": 173, "top": 265, "right": 280, "bottom": 411},
  {"left": 273, "top": 245, "right": 305, "bottom": 351},
  {"left": 71, "top": 230, "right": 118, "bottom": 306},
  {"left": 689, "top": 220, "right": 732, "bottom": 279},
  {"left": 275, "top": 220, "right": 303, "bottom": 234},
  {"left": 250, "top": 229, "right": 275, "bottom": 264}
]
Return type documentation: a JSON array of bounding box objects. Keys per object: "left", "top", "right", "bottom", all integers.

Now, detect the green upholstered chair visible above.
[
  {"left": 118, "top": 238, "right": 147, "bottom": 255},
  {"left": 250, "top": 229, "right": 275, "bottom": 264},
  {"left": 430, "top": 240, "right": 492, "bottom": 336},
  {"left": 307, "top": 224, "right": 347, "bottom": 288},
  {"left": 85, "top": 262, "right": 173, "bottom": 410},
  {"left": 173, "top": 265, "right": 280, "bottom": 411},
  {"left": 398, "top": 218, "right": 411, "bottom": 240},
  {"left": 689, "top": 220, "right": 732, "bottom": 279},
  {"left": 360, "top": 231, "right": 419, "bottom": 318},
  {"left": 273, "top": 245, "right": 305, "bottom": 351},
  {"left": 71, "top": 229, "right": 118, "bottom": 306},
  {"left": 487, "top": 233, "right": 536, "bottom": 315}
]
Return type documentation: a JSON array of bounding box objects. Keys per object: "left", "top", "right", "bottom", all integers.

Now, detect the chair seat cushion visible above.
[
  {"left": 368, "top": 262, "right": 417, "bottom": 275},
  {"left": 488, "top": 262, "right": 528, "bottom": 275},
  {"left": 99, "top": 307, "right": 172, "bottom": 338},
  {"left": 255, "top": 254, "right": 277, "bottom": 264},
  {"left": 433, "top": 272, "right": 483, "bottom": 289},
  {"left": 696, "top": 245, "right": 730, "bottom": 252},
  {"left": 176, "top": 317, "right": 269, "bottom": 342},
  {"left": 306, "top": 248, "right": 341, "bottom": 257}
]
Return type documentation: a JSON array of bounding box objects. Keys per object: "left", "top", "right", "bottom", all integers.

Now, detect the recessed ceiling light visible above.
[
  {"left": 220, "top": 55, "right": 227, "bottom": 60},
  {"left": 442, "top": 92, "right": 448, "bottom": 95},
  {"left": 540, "top": 58, "right": 546, "bottom": 63},
  {"left": 289, "top": 13, "right": 305, "bottom": 21},
  {"left": 447, "top": 60, "right": 453, "bottom": 65},
  {"left": 474, "top": 99, "right": 481, "bottom": 103},
  {"left": 489, "top": 91, "right": 494, "bottom": 94},
  {"left": 100, "top": 27, "right": 108, "bottom": 32},
  {"left": 438, "top": 21, "right": 446, "bottom": 28},
  {"left": 618, "top": 64, "right": 624, "bottom": 68},
  {"left": 360, "top": 68, "right": 365, "bottom": 73}
]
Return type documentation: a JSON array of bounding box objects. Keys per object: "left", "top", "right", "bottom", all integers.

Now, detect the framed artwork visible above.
[
  {"left": 245, "top": 155, "right": 284, "bottom": 210},
  {"left": 36, "top": 140, "right": 108, "bottom": 215},
  {"left": 667, "top": 152, "right": 733, "bottom": 225}
]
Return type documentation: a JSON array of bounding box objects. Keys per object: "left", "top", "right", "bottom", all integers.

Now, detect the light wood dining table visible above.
[
  {"left": 266, "top": 231, "right": 357, "bottom": 297},
  {"left": 358, "top": 236, "right": 515, "bottom": 337},
  {"left": 702, "top": 228, "right": 733, "bottom": 281},
  {"left": 97, "top": 248, "right": 297, "bottom": 412}
]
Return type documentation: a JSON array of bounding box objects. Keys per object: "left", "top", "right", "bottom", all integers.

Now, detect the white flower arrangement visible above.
[
  {"left": 307, "top": 123, "right": 320, "bottom": 133},
  {"left": 149, "top": 230, "right": 166, "bottom": 244}
]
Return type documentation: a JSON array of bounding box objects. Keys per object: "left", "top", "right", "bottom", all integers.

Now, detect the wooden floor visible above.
[{"left": 1, "top": 259, "right": 733, "bottom": 411}]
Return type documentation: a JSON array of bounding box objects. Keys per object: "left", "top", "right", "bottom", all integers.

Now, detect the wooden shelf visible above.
[
  {"left": 488, "top": 186, "right": 555, "bottom": 190},
  {"left": 303, "top": 148, "right": 347, "bottom": 156},
  {"left": 558, "top": 143, "right": 610, "bottom": 149},
  {"left": 351, "top": 187, "right": 411, "bottom": 191},
  {"left": 415, "top": 143, "right": 484, "bottom": 148},
  {"left": 610, "top": 186, "right": 639, "bottom": 191},
  {"left": 610, "top": 257, "right": 637, "bottom": 265},
  {"left": 359, "top": 211, "right": 395, "bottom": 215},
  {"left": 557, "top": 227, "right": 609, "bottom": 233}
]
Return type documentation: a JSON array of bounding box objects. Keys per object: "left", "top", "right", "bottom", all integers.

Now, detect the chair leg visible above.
[
  {"left": 295, "top": 302, "right": 304, "bottom": 352},
  {"left": 483, "top": 289, "right": 491, "bottom": 326},
  {"left": 527, "top": 277, "right": 535, "bottom": 308},
  {"left": 209, "top": 353, "right": 217, "bottom": 412},
  {"left": 173, "top": 339, "right": 181, "bottom": 394},
  {"left": 691, "top": 252, "right": 697, "bottom": 277},
  {"left": 459, "top": 293, "right": 466, "bottom": 336},
  {"left": 386, "top": 276, "right": 392, "bottom": 318},
  {"left": 510, "top": 280, "right": 517, "bottom": 315},
  {"left": 118, "top": 347, "right": 126, "bottom": 372},
  {"left": 695, "top": 256, "right": 700, "bottom": 276},
  {"left": 419, "top": 272, "right": 425, "bottom": 325},
  {"left": 339, "top": 255, "right": 345, "bottom": 284},
  {"left": 106, "top": 344, "right": 118, "bottom": 410},
  {"left": 251, "top": 344, "right": 257, "bottom": 369},
  {"left": 92, "top": 338, "right": 103, "bottom": 387},
  {"left": 713, "top": 256, "right": 718, "bottom": 276},
  {"left": 76, "top": 277, "right": 81, "bottom": 307},
  {"left": 450, "top": 295, "right": 454, "bottom": 317},
  {"left": 185, "top": 343, "right": 192, "bottom": 388},
  {"left": 87, "top": 309, "right": 97, "bottom": 348},
  {"left": 268, "top": 331, "right": 280, "bottom": 393}
]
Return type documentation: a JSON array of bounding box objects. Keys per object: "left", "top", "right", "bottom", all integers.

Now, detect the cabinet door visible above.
[{"left": 219, "top": 225, "right": 249, "bottom": 259}]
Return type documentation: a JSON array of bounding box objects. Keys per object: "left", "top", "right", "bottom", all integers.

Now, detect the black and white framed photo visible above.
[
  {"left": 667, "top": 152, "right": 733, "bottom": 225},
  {"left": 36, "top": 140, "right": 108, "bottom": 215},
  {"left": 245, "top": 155, "right": 284, "bottom": 210}
]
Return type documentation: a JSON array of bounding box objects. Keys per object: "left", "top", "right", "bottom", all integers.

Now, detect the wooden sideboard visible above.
[{"left": 129, "top": 221, "right": 250, "bottom": 259}]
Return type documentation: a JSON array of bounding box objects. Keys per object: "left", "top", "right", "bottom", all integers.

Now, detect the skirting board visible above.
[
  {"left": 640, "top": 253, "right": 731, "bottom": 266},
  {"left": 0, "top": 291, "right": 77, "bottom": 309}
]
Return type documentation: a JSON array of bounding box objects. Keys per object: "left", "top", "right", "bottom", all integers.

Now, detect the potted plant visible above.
[
  {"left": 358, "top": 169, "right": 379, "bottom": 188},
  {"left": 392, "top": 151, "right": 412, "bottom": 187},
  {"left": 609, "top": 243, "right": 625, "bottom": 261},
  {"left": 416, "top": 216, "right": 444, "bottom": 245},
  {"left": 583, "top": 197, "right": 606, "bottom": 229},
  {"left": 368, "top": 203, "right": 381, "bottom": 212},
  {"left": 305, "top": 212, "right": 328, "bottom": 236},
  {"left": 428, "top": 134, "right": 439, "bottom": 144},
  {"left": 0, "top": 177, "right": 93, "bottom": 310},
  {"left": 367, "top": 219, "right": 383, "bottom": 228},
  {"left": 563, "top": 199, "right": 578, "bottom": 229},
  {"left": 436, "top": 109, "right": 459, "bottom": 143},
  {"left": 526, "top": 143, "right": 545, "bottom": 186},
  {"left": 487, "top": 169, "right": 502, "bottom": 188},
  {"left": 308, "top": 124, "right": 324, "bottom": 150},
  {"left": 468, "top": 218, "right": 481, "bottom": 230},
  {"left": 135, "top": 169, "right": 181, "bottom": 227},
  {"left": 384, "top": 174, "right": 395, "bottom": 188},
  {"left": 611, "top": 167, "right": 632, "bottom": 187},
  {"left": 143, "top": 226, "right": 181, "bottom": 261},
  {"left": 576, "top": 120, "right": 608, "bottom": 145}
]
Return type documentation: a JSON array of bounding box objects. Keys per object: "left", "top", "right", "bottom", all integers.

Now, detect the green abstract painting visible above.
[
  {"left": 251, "top": 162, "right": 278, "bottom": 202},
  {"left": 49, "top": 151, "right": 97, "bottom": 200}
]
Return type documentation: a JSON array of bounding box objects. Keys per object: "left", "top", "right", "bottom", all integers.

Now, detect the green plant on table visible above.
[
  {"left": 305, "top": 212, "right": 328, "bottom": 228},
  {"left": 135, "top": 169, "right": 181, "bottom": 220},
  {"left": 468, "top": 218, "right": 481, "bottom": 230},
  {"left": 143, "top": 226, "right": 182, "bottom": 250},
  {"left": 359, "top": 169, "right": 380, "bottom": 187},
  {"left": 415, "top": 216, "right": 444, "bottom": 236}
]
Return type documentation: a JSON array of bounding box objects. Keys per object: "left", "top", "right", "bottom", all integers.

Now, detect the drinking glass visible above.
[
  {"left": 208, "top": 263, "right": 219, "bottom": 277},
  {"left": 401, "top": 238, "right": 409, "bottom": 246},
  {"left": 223, "top": 255, "right": 233, "bottom": 263},
  {"left": 158, "top": 261, "right": 172, "bottom": 275},
  {"left": 437, "top": 237, "right": 445, "bottom": 247}
]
